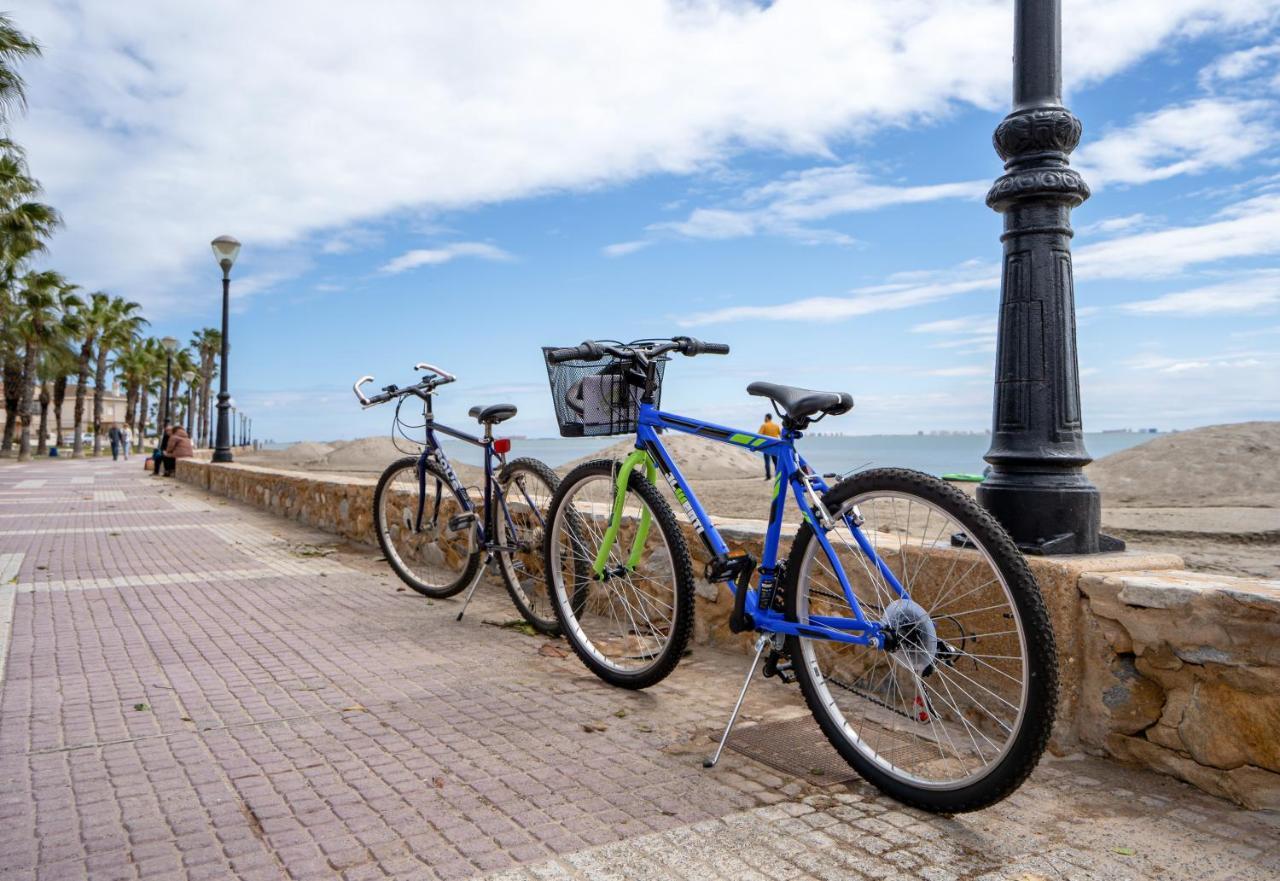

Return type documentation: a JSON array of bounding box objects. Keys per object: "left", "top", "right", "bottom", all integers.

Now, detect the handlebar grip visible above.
[
  {"left": 546, "top": 342, "right": 603, "bottom": 363},
  {"left": 673, "top": 336, "right": 730, "bottom": 357}
]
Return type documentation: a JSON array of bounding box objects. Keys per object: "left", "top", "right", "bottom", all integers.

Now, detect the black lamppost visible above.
[
  {"left": 978, "top": 0, "right": 1121, "bottom": 555},
  {"left": 182, "top": 370, "right": 196, "bottom": 440},
  {"left": 160, "top": 336, "right": 178, "bottom": 433},
  {"left": 211, "top": 235, "right": 241, "bottom": 463}
]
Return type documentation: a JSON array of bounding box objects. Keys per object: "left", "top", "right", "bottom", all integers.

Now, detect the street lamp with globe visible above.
[{"left": 211, "top": 235, "right": 241, "bottom": 463}]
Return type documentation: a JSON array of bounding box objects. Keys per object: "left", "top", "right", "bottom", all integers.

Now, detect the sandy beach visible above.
[{"left": 237, "top": 421, "right": 1280, "bottom": 579}]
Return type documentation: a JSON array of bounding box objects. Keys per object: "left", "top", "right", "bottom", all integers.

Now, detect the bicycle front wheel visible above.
[
  {"left": 544, "top": 459, "right": 694, "bottom": 689},
  {"left": 493, "top": 457, "right": 561, "bottom": 635},
  {"left": 374, "top": 456, "right": 481, "bottom": 598},
  {"left": 783, "top": 468, "right": 1057, "bottom": 813}
]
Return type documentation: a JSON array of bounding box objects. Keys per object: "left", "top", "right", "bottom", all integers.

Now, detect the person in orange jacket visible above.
[{"left": 758, "top": 413, "right": 781, "bottom": 479}]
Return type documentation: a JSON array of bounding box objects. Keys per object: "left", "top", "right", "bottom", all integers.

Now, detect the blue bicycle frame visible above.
[{"left": 600, "top": 402, "right": 910, "bottom": 648}]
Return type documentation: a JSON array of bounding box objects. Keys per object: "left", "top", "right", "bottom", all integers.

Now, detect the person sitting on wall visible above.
[
  {"left": 164, "top": 426, "right": 193, "bottom": 477},
  {"left": 152, "top": 425, "right": 171, "bottom": 476}
]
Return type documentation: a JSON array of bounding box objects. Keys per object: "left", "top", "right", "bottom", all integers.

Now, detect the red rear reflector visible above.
[{"left": 493, "top": 438, "right": 511, "bottom": 454}]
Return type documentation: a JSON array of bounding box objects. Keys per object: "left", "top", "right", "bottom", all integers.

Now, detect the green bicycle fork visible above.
[{"left": 592, "top": 448, "right": 656, "bottom": 578}]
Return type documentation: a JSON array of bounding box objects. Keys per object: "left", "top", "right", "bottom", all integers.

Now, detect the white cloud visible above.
[
  {"left": 1119, "top": 270, "right": 1280, "bottom": 315},
  {"left": 1198, "top": 43, "right": 1280, "bottom": 88},
  {"left": 11, "top": 0, "right": 1277, "bottom": 313},
  {"left": 1074, "top": 98, "right": 1277, "bottom": 187},
  {"left": 601, "top": 240, "right": 653, "bottom": 258},
  {"left": 378, "top": 242, "right": 512, "bottom": 274},
  {"left": 681, "top": 261, "right": 996, "bottom": 325},
  {"left": 1075, "top": 193, "right": 1280, "bottom": 279},
  {"left": 682, "top": 186, "right": 1280, "bottom": 326},
  {"left": 1125, "top": 351, "right": 1268, "bottom": 373},
  {"left": 925, "top": 365, "right": 989, "bottom": 377},
  {"left": 911, "top": 314, "right": 998, "bottom": 354},
  {"left": 1076, "top": 213, "right": 1155, "bottom": 237},
  {"left": 655, "top": 166, "right": 986, "bottom": 243}
]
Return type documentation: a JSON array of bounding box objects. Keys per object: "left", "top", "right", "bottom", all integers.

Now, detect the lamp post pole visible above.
[
  {"left": 183, "top": 371, "right": 196, "bottom": 440},
  {"left": 160, "top": 337, "right": 178, "bottom": 436},
  {"left": 211, "top": 236, "right": 241, "bottom": 463},
  {"left": 978, "top": 0, "right": 1121, "bottom": 555}
]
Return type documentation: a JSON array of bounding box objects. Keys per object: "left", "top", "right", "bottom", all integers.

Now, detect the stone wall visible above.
[
  {"left": 177, "top": 459, "right": 1279, "bottom": 808},
  {"left": 1078, "top": 571, "right": 1280, "bottom": 810}
]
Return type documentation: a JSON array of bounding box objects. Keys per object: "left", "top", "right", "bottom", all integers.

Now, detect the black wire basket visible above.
[{"left": 542, "top": 347, "right": 665, "bottom": 437}]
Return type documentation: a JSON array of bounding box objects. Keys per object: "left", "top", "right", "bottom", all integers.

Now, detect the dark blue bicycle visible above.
[
  {"left": 355, "top": 363, "right": 562, "bottom": 634},
  {"left": 540, "top": 338, "right": 1057, "bottom": 812}
]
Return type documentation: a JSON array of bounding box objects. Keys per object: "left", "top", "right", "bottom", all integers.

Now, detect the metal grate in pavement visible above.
[{"left": 728, "top": 716, "right": 861, "bottom": 786}]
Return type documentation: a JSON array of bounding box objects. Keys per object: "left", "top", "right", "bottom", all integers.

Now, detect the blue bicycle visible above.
[{"left": 540, "top": 338, "right": 1057, "bottom": 812}]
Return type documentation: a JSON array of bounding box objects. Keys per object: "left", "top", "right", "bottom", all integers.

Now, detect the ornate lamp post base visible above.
[{"left": 977, "top": 1, "right": 1123, "bottom": 556}]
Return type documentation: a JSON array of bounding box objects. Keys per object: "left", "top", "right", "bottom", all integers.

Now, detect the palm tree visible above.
[
  {"left": 131, "top": 336, "right": 164, "bottom": 448},
  {"left": 33, "top": 284, "right": 79, "bottom": 454},
  {"left": 0, "top": 142, "right": 59, "bottom": 456},
  {"left": 46, "top": 335, "right": 78, "bottom": 451},
  {"left": 91, "top": 296, "right": 145, "bottom": 455},
  {"left": 69, "top": 292, "right": 108, "bottom": 457},
  {"left": 12, "top": 269, "right": 72, "bottom": 459},
  {"left": 0, "top": 16, "right": 47, "bottom": 455},
  {"left": 0, "top": 15, "right": 40, "bottom": 127},
  {"left": 191, "top": 328, "right": 220, "bottom": 447}
]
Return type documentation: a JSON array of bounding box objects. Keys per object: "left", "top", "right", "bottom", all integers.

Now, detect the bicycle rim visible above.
[
  {"left": 377, "top": 459, "right": 477, "bottom": 594},
  {"left": 793, "top": 490, "right": 1030, "bottom": 791},
  {"left": 548, "top": 468, "right": 680, "bottom": 676},
  {"left": 495, "top": 461, "right": 558, "bottom": 630}
]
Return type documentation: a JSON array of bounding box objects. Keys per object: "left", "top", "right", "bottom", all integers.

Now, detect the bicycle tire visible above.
[
  {"left": 543, "top": 458, "right": 695, "bottom": 689},
  {"left": 493, "top": 457, "right": 562, "bottom": 635},
  {"left": 373, "top": 456, "right": 482, "bottom": 598},
  {"left": 782, "top": 467, "right": 1057, "bottom": 813}
]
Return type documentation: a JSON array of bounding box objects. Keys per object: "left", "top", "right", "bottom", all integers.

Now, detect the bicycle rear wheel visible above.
[
  {"left": 783, "top": 468, "right": 1056, "bottom": 813},
  {"left": 493, "top": 457, "right": 561, "bottom": 635},
  {"left": 374, "top": 456, "right": 481, "bottom": 598},
  {"left": 543, "top": 459, "right": 694, "bottom": 689}
]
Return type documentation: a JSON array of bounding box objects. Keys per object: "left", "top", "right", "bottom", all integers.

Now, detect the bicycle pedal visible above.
[
  {"left": 762, "top": 649, "right": 795, "bottom": 684},
  {"left": 446, "top": 513, "right": 476, "bottom": 532}
]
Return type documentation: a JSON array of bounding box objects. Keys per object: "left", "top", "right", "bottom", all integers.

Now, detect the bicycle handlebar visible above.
[
  {"left": 546, "top": 337, "right": 729, "bottom": 363},
  {"left": 353, "top": 361, "right": 456, "bottom": 409}
]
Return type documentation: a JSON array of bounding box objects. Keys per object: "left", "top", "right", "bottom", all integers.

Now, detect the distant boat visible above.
[{"left": 941, "top": 473, "right": 985, "bottom": 482}]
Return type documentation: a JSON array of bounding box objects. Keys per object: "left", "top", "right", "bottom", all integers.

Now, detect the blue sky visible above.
[{"left": 11, "top": 1, "right": 1280, "bottom": 440}]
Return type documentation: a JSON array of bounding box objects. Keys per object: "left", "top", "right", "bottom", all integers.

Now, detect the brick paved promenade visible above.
[{"left": 0, "top": 458, "right": 1276, "bottom": 881}]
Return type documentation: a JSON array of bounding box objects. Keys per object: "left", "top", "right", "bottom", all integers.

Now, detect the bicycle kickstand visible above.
[
  {"left": 454, "top": 563, "right": 487, "bottom": 622},
  {"left": 703, "top": 634, "right": 769, "bottom": 769}
]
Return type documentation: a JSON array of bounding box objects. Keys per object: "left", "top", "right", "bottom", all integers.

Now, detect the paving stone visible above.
[{"left": 0, "top": 459, "right": 1276, "bottom": 881}]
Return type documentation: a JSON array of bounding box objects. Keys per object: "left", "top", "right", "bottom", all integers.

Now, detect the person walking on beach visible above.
[
  {"left": 758, "top": 413, "right": 781, "bottom": 479},
  {"left": 163, "top": 426, "right": 193, "bottom": 477},
  {"left": 121, "top": 424, "right": 132, "bottom": 460},
  {"left": 107, "top": 423, "right": 123, "bottom": 461}
]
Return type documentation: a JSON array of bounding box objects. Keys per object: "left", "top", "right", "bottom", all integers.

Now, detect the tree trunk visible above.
[
  {"left": 72, "top": 344, "right": 91, "bottom": 458},
  {"left": 124, "top": 383, "right": 138, "bottom": 441},
  {"left": 53, "top": 375, "right": 67, "bottom": 450},
  {"left": 36, "top": 382, "right": 50, "bottom": 455},
  {"left": 17, "top": 343, "right": 37, "bottom": 461},
  {"left": 138, "top": 386, "right": 150, "bottom": 450},
  {"left": 92, "top": 347, "right": 108, "bottom": 457},
  {"left": 1, "top": 355, "right": 20, "bottom": 456}
]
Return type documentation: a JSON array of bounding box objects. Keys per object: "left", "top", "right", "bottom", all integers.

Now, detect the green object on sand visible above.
[{"left": 941, "top": 473, "right": 985, "bottom": 482}]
